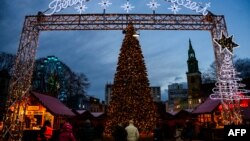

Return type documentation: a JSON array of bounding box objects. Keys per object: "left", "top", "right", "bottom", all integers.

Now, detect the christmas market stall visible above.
[
  {"left": 23, "top": 91, "right": 75, "bottom": 130},
  {"left": 72, "top": 110, "right": 93, "bottom": 120},
  {"left": 21, "top": 91, "right": 75, "bottom": 140},
  {"left": 192, "top": 98, "right": 221, "bottom": 127},
  {"left": 192, "top": 98, "right": 222, "bottom": 141}
]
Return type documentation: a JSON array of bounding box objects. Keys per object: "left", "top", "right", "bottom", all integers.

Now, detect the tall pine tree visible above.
[{"left": 104, "top": 23, "right": 157, "bottom": 135}]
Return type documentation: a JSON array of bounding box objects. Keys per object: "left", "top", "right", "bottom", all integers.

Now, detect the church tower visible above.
[{"left": 186, "top": 39, "right": 202, "bottom": 108}]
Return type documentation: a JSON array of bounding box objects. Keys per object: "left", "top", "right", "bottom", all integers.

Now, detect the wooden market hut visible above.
[
  {"left": 22, "top": 91, "right": 75, "bottom": 140},
  {"left": 25, "top": 91, "right": 75, "bottom": 130},
  {"left": 192, "top": 98, "right": 221, "bottom": 126}
]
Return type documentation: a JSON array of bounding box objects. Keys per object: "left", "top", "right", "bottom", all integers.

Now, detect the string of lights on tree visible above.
[
  {"left": 210, "top": 32, "right": 250, "bottom": 125},
  {"left": 104, "top": 23, "right": 157, "bottom": 136}
]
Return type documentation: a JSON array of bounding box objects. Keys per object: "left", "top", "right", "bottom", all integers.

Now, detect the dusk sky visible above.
[{"left": 0, "top": 0, "right": 249, "bottom": 101}]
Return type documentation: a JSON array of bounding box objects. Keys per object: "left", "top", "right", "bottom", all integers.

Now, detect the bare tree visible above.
[
  {"left": 202, "top": 61, "right": 217, "bottom": 84},
  {"left": 202, "top": 57, "right": 250, "bottom": 84},
  {"left": 234, "top": 58, "right": 250, "bottom": 79}
]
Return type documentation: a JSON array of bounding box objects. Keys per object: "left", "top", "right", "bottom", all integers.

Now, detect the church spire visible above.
[
  {"left": 187, "top": 39, "right": 199, "bottom": 73},
  {"left": 188, "top": 39, "right": 196, "bottom": 59}
]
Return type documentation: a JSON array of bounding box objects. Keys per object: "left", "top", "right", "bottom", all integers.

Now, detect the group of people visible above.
[
  {"left": 38, "top": 120, "right": 76, "bottom": 141},
  {"left": 112, "top": 120, "right": 168, "bottom": 141},
  {"left": 38, "top": 119, "right": 176, "bottom": 141},
  {"left": 112, "top": 120, "right": 139, "bottom": 141},
  {"left": 38, "top": 119, "right": 96, "bottom": 141}
]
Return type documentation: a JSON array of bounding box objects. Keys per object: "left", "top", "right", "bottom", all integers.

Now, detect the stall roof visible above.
[
  {"left": 74, "top": 110, "right": 105, "bottom": 118},
  {"left": 166, "top": 111, "right": 179, "bottom": 116},
  {"left": 75, "top": 110, "right": 88, "bottom": 115},
  {"left": 31, "top": 91, "right": 75, "bottom": 116},
  {"left": 91, "top": 112, "right": 105, "bottom": 117},
  {"left": 192, "top": 98, "right": 220, "bottom": 114}
]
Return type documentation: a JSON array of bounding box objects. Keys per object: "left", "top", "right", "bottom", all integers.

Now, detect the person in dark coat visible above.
[
  {"left": 112, "top": 123, "right": 127, "bottom": 141},
  {"left": 79, "top": 119, "right": 94, "bottom": 141},
  {"left": 153, "top": 123, "right": 163, "bottom": 141},
  {"left": 182, "top": 120, "right": 194, "bottom": 141},
  {"left": 94, "top": 122, "right": 104, "bottom": 139}
]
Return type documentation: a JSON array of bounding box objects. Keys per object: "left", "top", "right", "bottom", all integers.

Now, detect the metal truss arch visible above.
[{"left": 2, "top": 13, "right": 227, "bottom": 141}]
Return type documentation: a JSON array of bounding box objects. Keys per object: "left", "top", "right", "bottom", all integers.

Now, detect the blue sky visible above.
[{"left": 0, "top": 0, "right": 250, "bottom": 101}]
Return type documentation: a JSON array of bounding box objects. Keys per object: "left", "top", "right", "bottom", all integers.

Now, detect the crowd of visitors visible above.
[{"left": 18, "top": 118, "right": 219, "bottom": 141}]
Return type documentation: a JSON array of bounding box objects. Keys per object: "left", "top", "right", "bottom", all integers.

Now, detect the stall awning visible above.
[
  {"left": 31, "top": 91, "right": 75, "bottom": 116},
  {"left": 192, "top": 98, "right": 220, "bottom": 114}
]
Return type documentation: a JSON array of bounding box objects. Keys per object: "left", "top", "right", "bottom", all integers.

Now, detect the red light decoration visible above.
[
  {"left": 240, "top": 99, "right": 249, "bottom": 108},
  {"left": 218, "top": 99, "right": 249, "bottom": 111}
]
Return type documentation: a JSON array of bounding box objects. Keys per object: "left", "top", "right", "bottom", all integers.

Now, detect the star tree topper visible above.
[{"left": 214, "top": 32, "right": 239, "bottom": 54}]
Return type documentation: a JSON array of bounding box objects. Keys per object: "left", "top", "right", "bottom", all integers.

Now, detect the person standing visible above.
[
  {"left": 38, "top": 120, "right": 53, "bottom": 141},
  {"left": 94, "top": 122, "right": 104, "bottom": 140},
  {"left": 59, "top": 121, "right": 76, "bottom": 141},
  {"left": 182, "top": 120, "right": 194, "bottom": 141},
  {"left": 125, "top": 120, "right": 139, "bottom": 141},
  {"left": 174, "top": 125, "right": 183, "bottom": 141},
  {"left": 153, "top": 123, "right": 163, "bottom": 141},
  {"left": 112, "top": 123, "right": 127, "bottom": 141},
  {"left": 79, "top": 119, "right": 94, "bottom": 141}
]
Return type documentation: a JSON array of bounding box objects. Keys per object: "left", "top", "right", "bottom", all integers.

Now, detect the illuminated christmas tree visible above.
[
  {"left": 210, "top": 32, "right": 250, "bottom": 125},
  {"left": 104, "top": 23, "right": 157, "bottom": 135}
]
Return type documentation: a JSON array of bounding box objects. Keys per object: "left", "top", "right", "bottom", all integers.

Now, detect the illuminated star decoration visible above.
[
  {"left": 168, "top": 3, "right": 181, "bottom": 14},
  {"left": 121, "top": 1, "right": 135, "bottom": 13},
  {"left": 98, "top": 0, "right": 112, "bottom": 10},
  {"left": 147, "top": 0, "right": 160, "bottom": 11},
  {"left": 75, "top": 2, "right": 88, "bottom": 14},
  {"left": 205, "top": 2, "right": 211, "bottom": 8},
  {"left": 214, "top": 32, "right": 239, "bottom": 54}
]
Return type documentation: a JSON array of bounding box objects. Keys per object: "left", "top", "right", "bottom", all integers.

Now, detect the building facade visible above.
[
  {"left": 150, "top": 86, "right": 161, "bottom": 102},
  {"left": 167, "top": 83, "right": 188, "bottom": 111},
  {"left": 105, "top": 83, "right": 113, "bottom": 105},
  {"left": 74, "top": 94, "right": 105, "bottom": 112}
]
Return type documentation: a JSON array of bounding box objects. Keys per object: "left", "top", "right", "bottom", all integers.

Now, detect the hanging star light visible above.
[
  {"left": 75, "top": 2, "right": 88, "bottom": 14},
  {"left": 147, "top": 0, "right": 160, "bottom": 11},
  {"left": 214, "top": 32, "right": 239, "bottom": 54},
  {"left": 168, "top": 3, "right": 181, "bottom": 14},
  {"left": 121, "top": 1, "right": 135, "bottom": 13},
  {"left": 98, "top": 0, "right": 112, "bottom": 10}
]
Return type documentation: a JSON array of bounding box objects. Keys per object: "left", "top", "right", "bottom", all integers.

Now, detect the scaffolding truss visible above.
[{"left": 2, "top": 13, "right": 228, "bottom": 140}]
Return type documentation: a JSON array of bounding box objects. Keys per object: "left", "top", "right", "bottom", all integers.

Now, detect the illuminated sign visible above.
[
  {"left": 27, "top": 106, "right": 39, "bottom": 111},
  {"left": 45, "top": 0, "right": 88, "bottom": 15}
]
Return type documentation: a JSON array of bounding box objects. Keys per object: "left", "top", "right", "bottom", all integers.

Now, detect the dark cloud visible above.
[{"left": 174, "top": 76, "right": 183, "bottom": 81}]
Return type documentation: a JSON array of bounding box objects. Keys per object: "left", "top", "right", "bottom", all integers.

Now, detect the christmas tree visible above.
[
  {"left": 210, "top": 32, "right": 250, "bottom": 125},
  {"left": 104, "top": 23, "right": 157, "bottom": 135}
]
